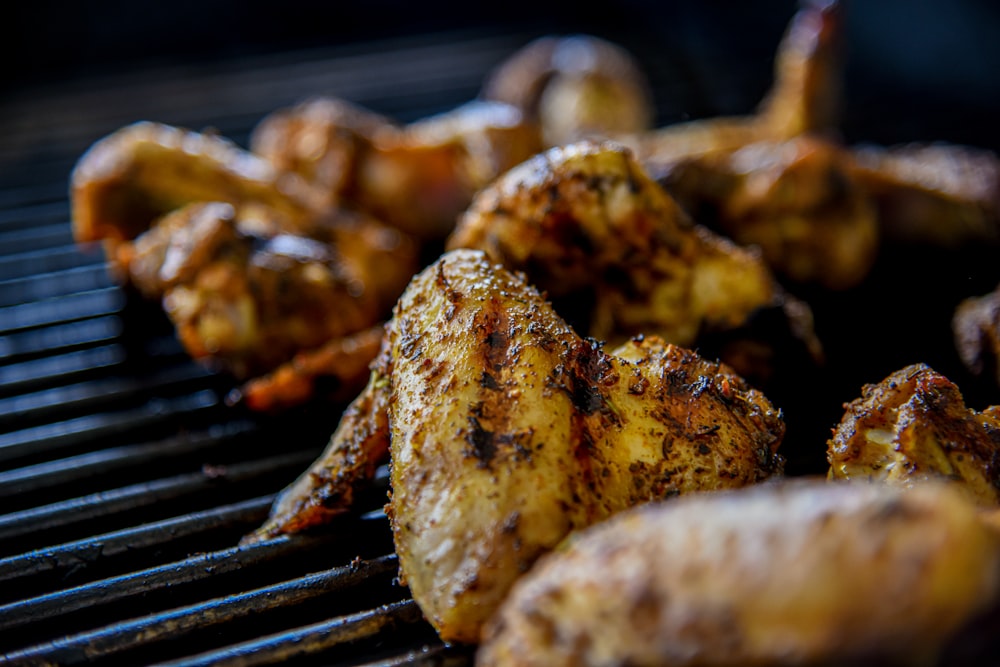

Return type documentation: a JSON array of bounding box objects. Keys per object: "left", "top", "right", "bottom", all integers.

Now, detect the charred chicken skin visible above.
[
  {"left": 827, "top": 363, "right": 1000, "bottom": 507},
  {"left": 250, "top": 98, "right": 543, "bottom": 240},
  {"left": 248, "top": 249, "right": 786, "bottom": 643},
  {"left": 478, "top": 479, "right": 1000, "bottom": 667},
  {"left": 446, "top": 140, "right": 821, "bottom": 383},
  {"left": 479, "top": 34, "right": 655, "bottom": 148},
  {"left": 128, "top": 201, "right": 417, "bottom": 384}
]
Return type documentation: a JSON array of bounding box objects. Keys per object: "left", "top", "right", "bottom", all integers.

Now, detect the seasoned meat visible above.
[
  {"left": 247, "top": 249, "right": 785, "bottom": 644},
  {"left": 827, "top": 363, "right": 1000, "bottom": 507},
  {"left": 131, "top": 201, "right": 417, "bottom": 381},
  {"left": 71, "top": 121, "right": 328, "bottom": 272},
  {"left": 251, "top": 98, "right": 543, "bottom": 239},
  {"left": 480, "top": 34, "right": 655, "bottom": 147},
  {"left": 478, "top": 479, "right": 1000, "bottom": 667},
  {"left": 851, "top": 142, "right": 1000, "bottom": 247},
  {"left": 954, "top": 284, "right": 1000, "bottom": 386}
]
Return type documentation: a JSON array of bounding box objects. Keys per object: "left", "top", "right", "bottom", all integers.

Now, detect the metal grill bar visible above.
[
  {"left": 0, "top": 495, "right": 273, "bottom": 584},
  {"left": 0, "top": 449, "right": 315, "bottom": 546},
  {"left": 0, "top": 287, "right": 124, "bottom": 333},
  {"left": 2, "top": 555, "right": 399, "bottom": 666},
  {"left": 0, "top": 244, "right": 104, "bottom": 281},
  {"left": 0, "top": 263, "right": 111, "bottom": 305},
  {"left": 156, "top": 599, "right": 428, "bottom": 667}
]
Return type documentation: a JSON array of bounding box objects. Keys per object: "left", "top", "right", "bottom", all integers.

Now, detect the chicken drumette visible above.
[{"left": 247, "top": 249, "right": 786, "bottom": 643}]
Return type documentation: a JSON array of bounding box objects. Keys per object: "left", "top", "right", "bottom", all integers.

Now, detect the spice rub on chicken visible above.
[
  {"left": 827, "top": 363, "right": 1000, "bottom": 507},
  {"left": 246, "top": 249, "right": 785, "bottom": 643}
]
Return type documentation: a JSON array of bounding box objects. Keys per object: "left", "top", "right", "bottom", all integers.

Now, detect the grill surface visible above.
[{"left": 3, "top": 7, "right": 1000, "bottom": 666}]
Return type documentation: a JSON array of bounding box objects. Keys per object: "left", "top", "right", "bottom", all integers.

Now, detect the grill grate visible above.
[{"left": 3, "top": 11, "right": 1000, "bottom": 666}]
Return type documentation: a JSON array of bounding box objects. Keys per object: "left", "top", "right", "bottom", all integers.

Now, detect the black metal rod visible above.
[
  {"left": 0, "top": 531, "right": 344, "bottom": 633},
  {"left": 0, "top": 494, "right": 273, "bottom": 584},
  {"left": 0, "top": 449, "right": 315, "bottom": 543},
  {"left": 0, "top": 244, "right": 102, "bottom": 282},
  {"left": 0, "top": 388, "right": 219, "bottom": 465},
  {"left": 153, "top": 599, "right": 426, "bottom": 667},
  {"left": 1, "top": 555, "right": 399, "bottom": 665},
  {"left": 0, "top": 419, "right": 259, "bottom": 498},
  {"left": 0, "top": 287, "right": 124, "bottom": 335},
  {"left": 357, "top": 644, "right": 474, "bottom": 667}
]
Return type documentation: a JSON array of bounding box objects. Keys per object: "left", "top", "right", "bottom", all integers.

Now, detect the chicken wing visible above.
[
  {"left": 954, "top": 284, "right": 1000, "bottom": 387},
  {"left": 479, "top": 34, "right": 655, "bottom": 147},
  {"left": 131, "top": 201, "right": 417, "bottom": 381},
  {"left": 850, "top": 142, "right": 1000, "bottom": 247},
  {"left": 446, "top": 140, "right": 821, "bottom": 384},
  {"left": 659, "top": 135, "right": 878, "bottom": 289},
  {"left": 478, "top": 479, "right": 1000, "bottom": 667},
  {"left": 71, "top": 121, "right": 329, "bottom": 273},
  {"left": 827, "top": 363, "right": 1000, "bottom": 507},
  {"left": 251, "top": 98, "right": 543, "bottom": 240},
  {"left": 248, "top": 249, "right": 785, "bottom": 644}
]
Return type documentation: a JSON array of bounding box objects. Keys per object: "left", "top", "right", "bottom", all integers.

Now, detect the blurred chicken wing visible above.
[
  {"left": 131, "top": 201, "right": 417, "bottom": 381},
  {"left": 827, "top": 363, "right": 1000, "bottom": 506},
  {"left": 480, "top": 34, "right": 655, "bottom": 147},
  {"left": 478, "top": 479, "right": 1000, "bottom": 667},
  {"left": 248, "top": 249, "right": 785, "bottom": 643},
  {"left": 251, "top": 98, "right": 543, "bottom": 240},
  {"left": 447, "top": 140, "right": 821, "bottom": 383},
  {"left": 954, "top": 284, "right": 1000, "bottom": 387}
]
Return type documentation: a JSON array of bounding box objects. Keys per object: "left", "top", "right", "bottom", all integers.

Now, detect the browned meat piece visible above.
[
  {"left": 954, "top": 285, "right": 1000, "bottom": 386},
  {"left": 660, "top": 135, "right": 878, "bottom": 289},
  {"left": 251, "top": 98, "right": 543, "bottom": 239},
  {"left": 71, "top": 121, "right": 329, "bottom": 273},
  {"left": 478, "top": 479, "right": 1000, "bottom": 667},
  {"left": 827, "top": 363, "right": 1000, "bottom": 507},
  {"left": 130, "top": 201, "right": 417, "bottom": 380},
  {"left": 851, "top": 142, "right": 1000, "bottom": 247},
  {"left": 247, "top": 249, "right": 785, "bottom": 644},
  {"left": 446, "top": 140, "right": 822, "bottom": 384},
  {"left": 480, "top": 34, "right": 655, "bottom": 147}
]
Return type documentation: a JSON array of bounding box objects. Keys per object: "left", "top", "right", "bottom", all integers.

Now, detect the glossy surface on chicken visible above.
[
  {"left": 251, "top": 98, "right": 543, "bottom": 239},
  {"left": 249, "top": 249, "right": 785, "bottom": 643},
  {"left": 851, "top": 142, "right": 1000, "bottom": 247},
  {"left": 480, "top": 34, "right": 655, "bottom": 147},
  {"left": 71, "top": 121, "right": 328, "bottom": 267},
  {"left": 130, "top": 201, "right": 417, "bottom": 380},
  {"left": 954, "top": 284, "right": 1000, "bottom": 387},
  {"left": 446, "top": 141, "right": 810, "bottom": 359},
  {"left": 478, "top": 479, "right": 1000, "bottom": 667},
  {"left": 828, "top": 364, "right": 1000, "bottom": 506},
  {"left": 660, "top": 135, "right": 878, "bottom": 289}
]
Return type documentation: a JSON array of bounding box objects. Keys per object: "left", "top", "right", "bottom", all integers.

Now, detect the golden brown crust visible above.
[
  {"left": 251, "top": 98, "right": 543, "bottom": 239},
  {"left": 446, "top": 141, "right": 785, "bottom": 350},
  {"left": 478, "top": 479, "right": 1000, "bottom": 667},
  {"left": 827, "top": 364, "right": 1000, "bottom": 506}
]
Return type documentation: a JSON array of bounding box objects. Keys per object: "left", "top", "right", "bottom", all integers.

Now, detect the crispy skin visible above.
[
  {"left": 851, "top": 142, "right": 1000, "bottom": 247},
  {"left": 827, "top": 364, "right": 1000, "bottom": 506},
  {"left": 660, "top": 135, "right": 878, "bottom": 289},
  {"left": 478, "top": 479, "right": 1000, "bottom": 667},
  {"left": 71, "top": 121, "right": 328, "bottom": 267},
  {"left": 446, "top": 141, "right": 800, "bottom": 353},
  {"left": 251, "top": 98, "right": 543, "bottom": 239},
  {"left": 248, "top": 249, "right": 785, "bottom": 644},
  {"left": 480, "top": 34, "right": 655, "bottom": 147},
  {"left": 131, "top": 201, "right": 417, "bottom": 380},
  {"left": 954, "top": 285, "right": 1000, "bottom": 386}
]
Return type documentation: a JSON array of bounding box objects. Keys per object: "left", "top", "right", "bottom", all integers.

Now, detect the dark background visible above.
[{"left": 5, "top": 0, "right": 1000, "bottom": 148}]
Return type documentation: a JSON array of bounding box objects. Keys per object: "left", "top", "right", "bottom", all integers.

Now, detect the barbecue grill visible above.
[{"left": 3, "top": 4, "right": 1000, "bottom": 665}]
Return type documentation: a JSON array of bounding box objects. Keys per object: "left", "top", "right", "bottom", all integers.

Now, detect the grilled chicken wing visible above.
[
  {"left": 659, "top": 135, "right": 878, "bottom": 289},
  {"left": 478, "top": 479, "right": 1000, "bottom": 667},
  {"left": 851, "top": 142, "right": 1000, "bottom": 247},
  {"left": 251, "top": 98, "right": 543, "bottom": 240},
  {"left": 480, "top": 34, "right": 655, "bottom": 147},
  {"left": 954, "top": 284, "right": 1000, "bottom": 387},
  {"left": 446, "top": 140, "right": 821, "bottom": 384},
  {"left": 827, "top": 364, "right": 1000, "bottom": 506},
  {"left": 130, "top": 201, "right": 417, "bottom": 381},
  {"left": 248, "top": 249, "right": 785, "bottom": 643},
  {"left": 71, "top": 121, "right": 328, "bottom": 272}
]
